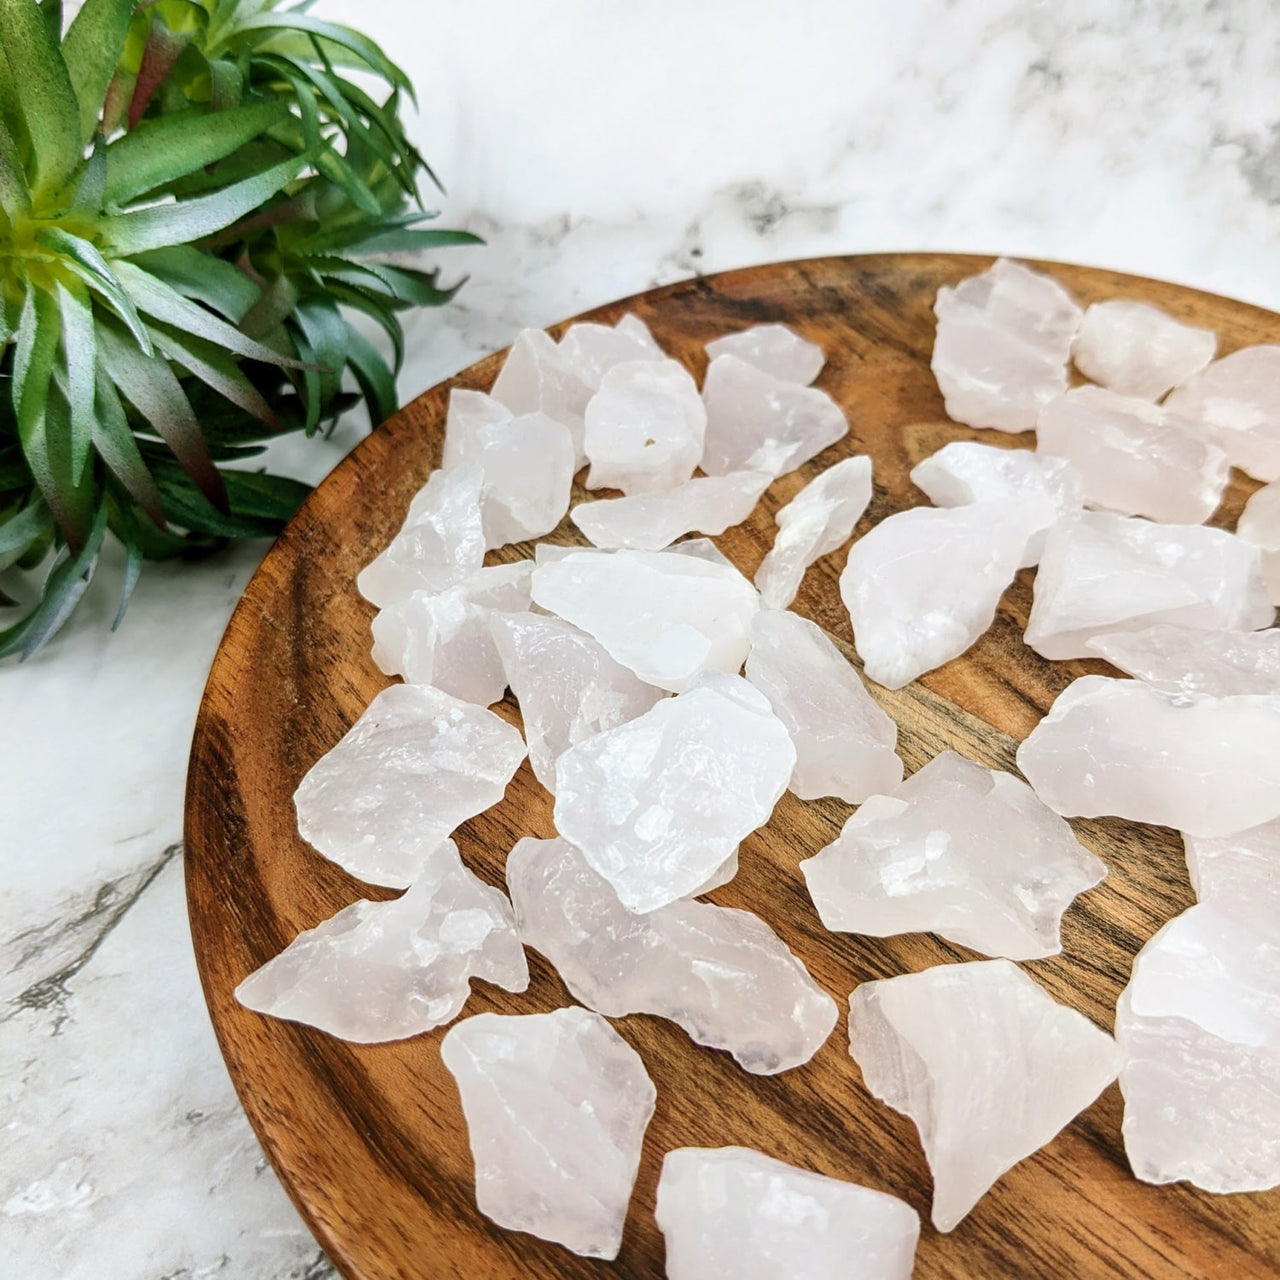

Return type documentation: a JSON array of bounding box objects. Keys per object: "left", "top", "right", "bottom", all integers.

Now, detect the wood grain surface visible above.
[{"left": 184, "top": 254, "right": 1280, "bottom": 1280}]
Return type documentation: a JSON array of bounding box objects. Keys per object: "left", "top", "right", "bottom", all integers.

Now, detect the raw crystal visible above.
[
  {"left": 848, "top": 959, "right": 1120, "bottom": 1231},
  {"left": 583, "top": 358, "right": 706, "bottom": 494},
  {"left": 1085, "top": 623, "right": 1280, "bottom": 696},
  {"left": 234, "top": 840, "right": 528, "bottom": 1042},
  {"left": 1238, "top": 479, "right": 1280, "bottom": 604},
  {"left": 704, "top": 323, "right": 825, "bottom": 385},
  {"left": 294, "top": 684, "right": 528, "bottom": 887},
  {"left": 489, "top": 328, "right": 594, "bottom": 465},
  {"left": 356, "top": 463, "right": 486, "bottom": 608},
  {"left": 931, "top": 258, "right": 1082, "bottom": 433},
  {"left": 1184, "top": 818, "right": 1280, "bottom": 907},
  {"left": 701, "top": 354, "right": 848, "bottom": 478},
  {"left": 553, "top": 671, "right": 796, "bottom": 913},
  {"left": 530, "top": 547, "right": 760, "bottom": 693},
  {"left": 839, "top": 502, "right": 1040, "bottom": 689},
  {"left": 507, "top": 837, "right": 836, "bottom": 1073},
  {"left": 1035, "top": 385, "right": 1230, "bottom": 524},
  {"left": 655, "top": 1146, "right": 920, "bottom": 1280},
  {"left": 442, "top": 390, "right": 513, "bottom": 468},
  {"left": 558, "top": 313, "right": 666, "bottom": 388},
  {"left": 1015, "top": 675, "right": 1280, "bottom": 838},
  {"left": 1072, "top": 299, "right": 1217, "bottom": 400},
  {"left": 570, "top": 470, "right": 770, "bottom": 550},
  {"left": 370, "top": 562, "right": 534, "bottom": 704},
  {"left": 490, "top": 610, "right": 664, "bottom": 792},
  {"left": 744, "top": 610, "right": 902, "bottom": 802},
  {"left": 1025, "top": 510, "right": 1274, "bottom": 660},
  {"left": 801, "top": 751, "right": 1105, "bottom": 960},
  {"left": 754, "top": 456, "right": 873, "bottom": 608},
  {"left": 440, "top": 1006, "right": 656, "bottom": 1259}
]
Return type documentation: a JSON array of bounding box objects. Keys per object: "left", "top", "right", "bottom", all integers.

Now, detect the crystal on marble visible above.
[
  {"left": 440, "top": 1006, "right": 656, "bottom": 1259},
  {"left": 802, "top": 751, "right": 1105, "bottom": 960},
  {"left": 655, "top": 1146, "right": 921, "bottom": 1280},
  {"left": 1072, "top": 299, "right": 1217, "bottom": 401},
  {"left": 234, "top": 840, "right": 528, "bottom": 1042},
  {"left": 558, "top": 313, "right": 666, "bottom": 389},
  {"left": 490, "top": 328, "right": 594, "bottom": 465},
  {"left": 442, "top": 390, "right": 513, "bottom": 468},
  {"left": 745, "top": 609, "right": 901, "bottom": 802},
  {"left": 553, "top": 671, "right": 796, "bottom": 913},
  {"left": 1016, "top": 675, "right": 1280, "bottom": 838},
  {"left": 507, "top": 837, "right": 836, "bottom": 1072},
  {"left": 704, "top": 323, "right": 825, "bottom": 386},
  {"left": 530, "top": 547, "right": 760, "bottom": 693},
  {"left": 1085, "top": 623, "right": 1280, "bottom": 697},
  {"left": 1238, "top": 479, "right": 1280, "bottom": 604},
  {"left": 294, "top": 684, "right": 528, "bottom": 887},
  {"left": 701, "top": 354, "right": 848, "bottom": 478},
  {"left": 754, "top": 456, "right": 873, "bottom": 608},
  {"left": 931, "top": 258, "right": 1082, "bottom": 433},
  {"left": 1184, "top": 818, "right": 1280, "bottom": 907},
  {"left": 848, "top": 959, "right": 1120, "bottom": 1231}
]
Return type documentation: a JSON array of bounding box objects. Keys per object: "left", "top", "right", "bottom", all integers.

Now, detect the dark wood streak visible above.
[{"left": 185, "top": 254, "right": 1280, "bottom": 1279}]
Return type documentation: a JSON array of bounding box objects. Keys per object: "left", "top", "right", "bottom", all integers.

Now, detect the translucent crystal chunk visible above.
[
  {"left": 1085, "top": 623, "right": 1280, "bottom": 696},
  {"left": 1184, "top": 818, "right": 1280, "bottom": 908},
  {"left": 704, "top": 323, "right": 825, "bottom": 385},
  {"left": 1238, "top": 479, "right": 1280, "bottom": 605},
  {"left": 1072, "top": 299, "right": 1217, "bottom": 401},
  {"left": 442, "top": 390, "right": 513, "bottom": 468},
  {"left": 489, "top": 328, "right": 594, "bottom": 465},
  {"left": 558, "top": 313, "right": 666, "bottom": 389}
]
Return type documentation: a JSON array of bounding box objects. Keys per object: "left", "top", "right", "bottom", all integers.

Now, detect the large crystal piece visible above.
[
  {"left": 701, "top": 354, "right": 848, "bottom": 478},
  {"left": 558, "top": 313, "right": 666, "bottom": 388},
  {"left": 489, "top": 328, "right": 594, "bottom": 464},
  {"left": 655, "top": 1146, "right": 920, "bottom": 1280},
  {"left": 530, "top": 547, "right": 760, "bottom": 693},
  {"left": 235, "top": 840, "right": 528, "bottom": 1042},
  {"left": 1035, "top": 385, "right": 1229, "bottom": 524},
  {"left": 754, "top": 456, "right": 873, "bottom": 608},
  {"left": 553, "top": 671, "right": 796, "bottom": 913},
  {"left": 1239, "top": 479, "right": 1280, "bottom": 604},
  {"left": 704, "top": 323, "right": 825, "bottom": 386},
  {"left": 1184, "top": 818, "right": 1280, "bottom": 907},
  {"left": 745, "top": 610, "right": 901, "bottom": 802},
  {"left": 931, "top": 258, "right": 1082, "bottom": 433},
  {"left": 1072, "top": 299, "right": 1217, "bottom": 400},
  {"left": 848, "top": 959, "right": 1119, "bottom": 1231},
  {"left": 801, "top": 751, "right": 1105, "bottom": 960},
  {"left": 441, "top": 1007, "right": 656, "bottom": 1259},
  {"left": 1024, "top": 511, "right": 1274, "bottom": 660},
  {"left": 1016, "top": 675, "right": 1280, "bottom": 837},
  {"left": 1085, "top": 623, "right": 1280, "bottom": 696},
  {"left": 507, "top": 837, "right": 836, "bottom": 1073},
  {"left": 442, "top": 390, "right": 513, "bottom": 468},
  {"left": 490, "top": 611, "right": 664, "bottom": 792},
  {"left": 294, "top": 684, "right": 528, "bottom": 887}
]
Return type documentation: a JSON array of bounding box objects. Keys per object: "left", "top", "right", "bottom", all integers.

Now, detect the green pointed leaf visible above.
[
  {"left": 291, "top": 296, "right": 346, "bottom": 406},
  {"left": 148, "top": 323, "right": 280, "bottom": 427},
  {"left": 209, "top": 57, "right": 244, "bottom": 110},
  {"left": 343, "top": 321, "right": 397, "bottom": 426},
  {"left": 283, "top": 321, "right": 322, "bottom": 436},
  {"left": 238, "top": 271, "right": 299, "bottom": 340},
  {"left": 63, "top": 0, "right": 137, "bottom": 144},
  {"left": 149, "top": 459, "right": 282, "bottom": 539},
  {"left": 56, "top": 281, "right": 97, "bottom": 485},
  {"left": 346, "top": 227, "right": 483, "bottom": 256},
  {"left": 71, "top": 135, "right": 108, "bottom": 216},
  {"left": 92, "top": 365, "right": 166, "bottom": 528},
  {"left": 106, "top": 498, "right": 144, "bottom": 630},
  {"left": 0, "top": 498, "right": 54, "bottom": 572},
  {"left": 0, "top": 114, "right": 30, "bottom": 218},
  {"left": 324, "top": 282, "right": 404, "bottom": 373},
  {"left": 220, "top": 467, "right": 310, "bottom": 522},
  {"left": 130, "top": 245, "right": 262, "bottom": 321},
  {"left": 129, "top": 18, "right": 192, "bottom": 129}
]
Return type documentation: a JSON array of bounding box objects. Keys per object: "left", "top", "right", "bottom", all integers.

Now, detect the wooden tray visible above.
[{"left": 184, "top": 253, "right": 1280, "bottom": 1280}]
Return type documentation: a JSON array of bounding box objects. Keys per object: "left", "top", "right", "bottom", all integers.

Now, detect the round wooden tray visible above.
[{"left": 184, "top": 253, "right": 1280, "bottom": 1279}]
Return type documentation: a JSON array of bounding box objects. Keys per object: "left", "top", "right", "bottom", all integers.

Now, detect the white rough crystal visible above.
[
  {"left": 507, "top": 837, "right": 836, "bottom": 1073},
  {"left": 840, "top": 501, "right": 1041, "bottom": 689},
  {"left": 1025, "top": 511, "right": 1274, "bottom": 660},
  {"left": 801, "top": 751, "right": 1105, "bottom": 960},
  {"left": 442, "top": 389, "right": 513, "bottom": 468},
  {"left": 754, "top": 456, "right": 873, "bottom": 609},
  {"left": 931, "top": 258, "right": 1082, "bottom": 433},
  {"left": 655, "top": 1146, "right": 920, "bottom": 1280},
  {"left": 582, "top": 358, "right": 707, "bottom": 494},
  {"left": 490, "top": 610, "right": 664, "bottom": 792},
  {"left": 701, "top": 354, "right": 848, "bottom": 478},
  {"left": 1072, "top": 299, "right": 1217, "bottom": 401},
  {"left": 1035, "top": 385, "right": 1230, "bottom": 525},
  {"left": 558, "top": 313, "right": 666, "bottom": 389},
  {"left": 571, "top": 470, "right": 770, "bottom": 551},
  {"left": 1238, "top": 479, "right": 1280, "bottom": 604},
  {"left": 553, "top": 671, "right": 796, "bottom": 913},
  {"left": 294, "top": 684, "right": 528, "bottom": 887},
  {"left": 530, "top": 547, "right": 760, "bottom": 693},
  {"left": 704, "top": 323, "right": 826, "bottom": 386},
  {"left": 848, "top": 959, "right": 1120, "bottom": 1231},
  {"left": 1016, "top": 675, "right": 1280, "bottom": 838},
  {"left": 1165, "top": 345, "right": 1280, "bottom": 482},
  {"left": 234, "top": 840, "right": 528, "bottom": 1042},
  {"left": 745, "top": 610, "right": 902, "bottom": 802},
  {"left": 1085, "top": 623, "right": 1280, "bottom": 697},
  {"left": 489, "top": 328, "right": 594, "bottom": 465},
  {"left": 440, "top": 1007, "right": 655, "bottom": 1259},
  {"left": 1184, "top": 818, "right": 1280, "bottom": 908}
]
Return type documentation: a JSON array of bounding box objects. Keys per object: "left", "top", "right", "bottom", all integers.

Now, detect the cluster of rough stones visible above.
[{"left": 234, "top": 267, "right": 1280, "bottom": 1277}]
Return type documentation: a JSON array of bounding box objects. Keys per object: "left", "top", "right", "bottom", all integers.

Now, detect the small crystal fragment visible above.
[
  {"left": 802, "top": 751, "right": 1105, "bottom": 960},
  {"left": 848, "top": 959, "right": 1119, "bottom": 1231},
  {"left": 235, "top": 840, "right": 528, "bottom": 1042},
  {"left": 655, "top": 1146, "right": 920, "bottom": 1280},
  {"left": 1184, "top": 818, "right": 1280, "bottom": 907},
  {"left": 701, "top": 354, "right": 848, "bottom": 478},
  {"left": 558, "top": 313, "right": 666, "bottom": 388},
  {"left": 1072, "top": 299, "right": 1217, "bottom": 400},
  {"left": 755, "top": 456, "right": 873, "bottom": 608},
  {"left": 1085, "top": 623, "right": 1280, "bottom": 696},
  {"left": 490, "top": 328, "right": 594, "bottom": 464},
  {"left": 553, "top": 672, "right": 796, "bottom": 913},
  {"left": 441, "top": 1007, "right": 656, "bottom": 1259},
  {"left": 294, "top": 684, "right": 528, "bottom": 887},
  {"left": 704, "top": 323, "right": 825, "bottom": 385},
  {"left": 442, "top": 390, "right": 513, "bottom": 468},
  {"left": 1016, "top": 675, "right": 1280, "bottom": 837},
  {"left": 507, "top": 837, "right": 836, "bottom": 1072},
  {"left": 1238, "top": 479, "right": 1280, "bottom": 604}
]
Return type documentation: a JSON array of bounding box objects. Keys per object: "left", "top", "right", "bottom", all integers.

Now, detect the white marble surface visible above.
[{"left": 5, "top": 1, "right": 1280, "bottom": 1275}]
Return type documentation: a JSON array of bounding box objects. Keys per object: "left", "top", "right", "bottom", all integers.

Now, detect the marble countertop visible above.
[{"left": 4, "top": 1, "right": 1280, "bottom": 1275}]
